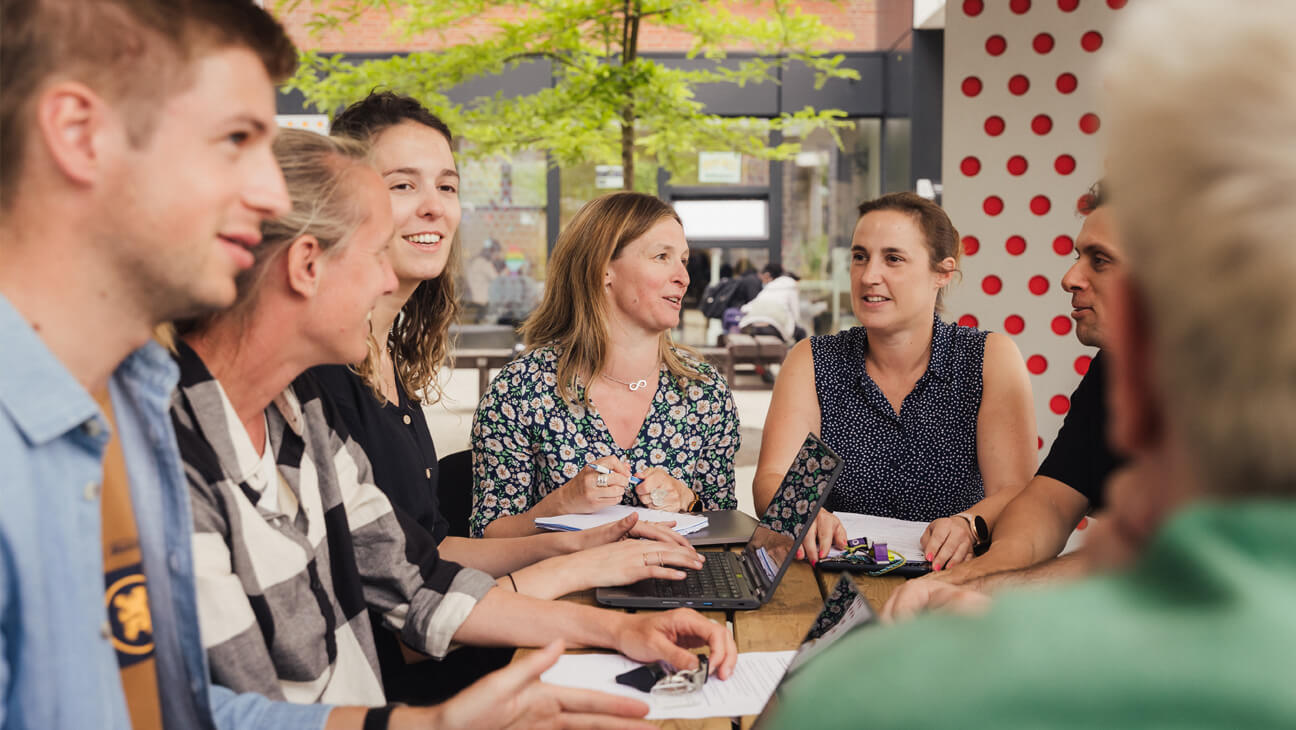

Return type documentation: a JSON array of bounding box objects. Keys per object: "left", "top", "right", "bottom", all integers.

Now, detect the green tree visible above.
[{"left": 285, "top": 0, "right": 858, "bottom": 190}]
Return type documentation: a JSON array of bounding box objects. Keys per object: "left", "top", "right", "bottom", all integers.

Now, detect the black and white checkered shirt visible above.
[{"left": 171, "top": 341, "right": 496, "bottom": 706}]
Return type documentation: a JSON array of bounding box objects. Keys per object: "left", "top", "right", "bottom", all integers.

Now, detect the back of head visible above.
[
  {"left": 1105, "top": 0, "right": 1296, "bottom": 497},
  {"left": 176, "top": 129, "right": 370, "bottom": 335},
  {"left": 0, "top": 0, "right": 296, "bottom": 210}
]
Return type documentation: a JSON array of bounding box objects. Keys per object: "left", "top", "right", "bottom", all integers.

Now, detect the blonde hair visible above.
[
  {"left": 175, "top": 129, "right": 371, "bottom": 335},
  {"left": 1105, "top": 0, "right": 1296, "bottom": 497},
  {"left": 521, "top": 191, "right": 701, "bottom": 406}
]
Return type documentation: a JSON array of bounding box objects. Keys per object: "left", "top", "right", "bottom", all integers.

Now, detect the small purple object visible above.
[
  {"left": 846, "top": 537, "right": 869, "bottom": 548},
  {"left": 873, "top": 543, "right": 888, "bottom": 562}
]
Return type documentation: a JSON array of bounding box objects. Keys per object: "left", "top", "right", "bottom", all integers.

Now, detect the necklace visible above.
[{"left": 601, "top": 372, "right": 651, "bottom": 392}]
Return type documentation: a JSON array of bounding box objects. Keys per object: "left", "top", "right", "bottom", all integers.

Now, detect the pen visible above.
[{"left": 588, "top": 461, "right": 643, "bottom": 486}]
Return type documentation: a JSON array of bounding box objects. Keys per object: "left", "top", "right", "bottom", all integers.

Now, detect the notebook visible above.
[
  {"left": 596, "top": 433, "right": 840, "bottom": 610},
  {"left": 751, "top": 575, "right": 878, "bottom": 727},
  {"left": 535, "top": 504, "right": 709, "bottom": 535}
]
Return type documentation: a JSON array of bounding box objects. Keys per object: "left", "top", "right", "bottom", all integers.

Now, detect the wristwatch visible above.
[
  {"left": 956, "top": 513, "right": 990, "bottom": 554},
  {"left": 685, "top": 490, "right": 703, "bottom": 513}
]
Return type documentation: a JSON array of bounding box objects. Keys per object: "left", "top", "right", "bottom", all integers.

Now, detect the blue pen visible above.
[{"left": 589, "top": 462, "right": 642, "bottom": 486}]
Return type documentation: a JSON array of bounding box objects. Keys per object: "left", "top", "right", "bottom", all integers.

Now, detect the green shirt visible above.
[{"left": 769, "top": 501, "right": 1296, "bottom": 728}]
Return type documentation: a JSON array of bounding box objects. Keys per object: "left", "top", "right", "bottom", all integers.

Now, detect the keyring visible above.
[
  {"left": 651, "top": 486, "right": 671, "bottom": 508},
  {"left": 650, "top": 655, "right": 708, "bottom": 696},
  {"left": 595, "top": 474, "right": 610, "bottom": 487}
]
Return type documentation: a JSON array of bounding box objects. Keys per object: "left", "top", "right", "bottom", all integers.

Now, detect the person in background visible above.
[
  {"left": 738, "top": 262, "right": 805, "bottom": 343},
  {"left": 172, "top": 128, "right": 735, "bottom": 727},
  {"left": 0, "top": 1, "right": 296, "bottom": 727},
  {"left": 464, "top": 237, "right": 502, "bottom": 308},
  {"left": 471, "top": 192, "right": 741, "bottom": 538},
  {"left": 316, "top": 91, "right": 707, "bottom": 702},
  {"left": 486, "top": 247, "right": 540, "bottom": 326},
  {"left": 882, "top": 181, "right": 1126, "bottom": 621},
  {"left": 753, "top": 193, "right": 1037, "bottom": 570},
  {"left": 767, "top": 1, "right": 1296, "bottom": 724}
]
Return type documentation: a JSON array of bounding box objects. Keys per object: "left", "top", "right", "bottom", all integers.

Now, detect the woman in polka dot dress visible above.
[
  {"left": 753, "top": 193, "right": 1036, "bottom": 570},
  {"left": 470, "top": 192, "right": 740, "bottom": 538}
]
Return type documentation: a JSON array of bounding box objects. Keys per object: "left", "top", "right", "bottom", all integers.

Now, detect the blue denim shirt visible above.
[{"left": 0, "top": 295, "right": 332, "bottom": 730}]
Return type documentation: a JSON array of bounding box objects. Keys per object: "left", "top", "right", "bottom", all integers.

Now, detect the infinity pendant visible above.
[{"left": 628, "top": 379, "right": 648, "bottom": 391}]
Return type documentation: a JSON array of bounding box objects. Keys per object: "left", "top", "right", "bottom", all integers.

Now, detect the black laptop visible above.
[{"left": 596, "top": 433, "right": 840, "bottom": 610}]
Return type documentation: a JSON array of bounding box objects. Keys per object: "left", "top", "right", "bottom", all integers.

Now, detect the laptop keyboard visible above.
[{"left": 651, "top": 554, "right": 741, "bottom": 599}]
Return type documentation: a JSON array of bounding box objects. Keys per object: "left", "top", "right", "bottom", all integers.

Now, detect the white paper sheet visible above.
[
  {"left": 534, "top": 504, "right": 709, "bottom": 535},
  {"left": 825, "top": 512, "right": 929, "bottom": 562},
  {"left": 539, "top": 651, "right": 795, "bottom": 719}
]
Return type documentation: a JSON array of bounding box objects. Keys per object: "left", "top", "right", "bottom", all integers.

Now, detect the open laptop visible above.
[
  {"left": 686, "top": 510, "right": 761, "bottom": 546},
  {"left": 596, "top": 433, "right": 841, "bottom": 610},
  {"left": 752, "top": 574, "right": 878, "bottom": 727}
]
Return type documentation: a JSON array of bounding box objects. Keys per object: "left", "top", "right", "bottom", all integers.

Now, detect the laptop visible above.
[
  {"left": 596, "top": 433, "right": 841, "bottom": 610},
  {"left": 752, "top": 575, "right": 878, "bottom": 727},
  {"left": 686, "top": 510, "right": 761, "bottom": 546}
]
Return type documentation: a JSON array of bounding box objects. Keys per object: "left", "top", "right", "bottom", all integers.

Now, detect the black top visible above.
[
  {"left": 310, "top": 364, "right": 449, "bottom": 544},
  {"left": 1035, "top": 352, "right": 1125, "bottom": 511}
]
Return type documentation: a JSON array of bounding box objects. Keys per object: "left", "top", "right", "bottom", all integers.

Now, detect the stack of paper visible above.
[
  {"left": 535, "top": 504, "right": 709, "bottom": 535},
  {"left": 825, "top": 512, "right": 928, "bottom": 562}
]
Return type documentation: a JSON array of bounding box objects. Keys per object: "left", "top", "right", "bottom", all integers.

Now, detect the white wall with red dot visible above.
[{"left": 942, "top": 0, "right": 1128, "bottom": 456}]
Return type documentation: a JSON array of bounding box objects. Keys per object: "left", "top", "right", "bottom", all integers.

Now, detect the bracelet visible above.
[
  {"left": 362, "top": 705, "right": 396, "bottom": 730},
  {"left": 506, "top": 572, "right": 518, "bottom": 592},
  {"left": 686, "top": 492, "right": 702, "bottom": 513}
]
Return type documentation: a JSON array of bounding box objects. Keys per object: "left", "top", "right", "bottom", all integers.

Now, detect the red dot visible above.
[
  {"left": 1053, "top": 235, "right": 1074, "bottom": 255},
  {"left": 1010, "top": 0, "right": 1031, "bottom": 13},
  {"left": 962, "top": 76, "right": 983, "bottom": 97},
  {"left": 1075, "top": 355, "right": 1092, "bottom": 375},
  {"left": 1030, "top": 195, "right": 1051, "bottom": 215},
  {"left": 962, "top": 235, "right": 980, "bottom": 256},
  {"left": 1108, "top": 0, "right": 1128, "bottom": 7},
  {"left": 960, "top": 156, "right": 981, "bottom": 176},
  {"left": 1004, "top": 314, "right": 1025, "bottom": 334},
  {"left": 1038, "top": 436, "right": 1045, "bottom": 450},
  {"left": 982, "top": 275, "right": 1003, "bottom": 295},
  {"left": 984, "top": 116, "right": 1006, "bottom": 136},
  {"left": 963, "top": 0, "right": 984, "bottom": 16},
  {"left": 1080, "top": 113, "right": 1101, "bottom": 134},
  {"left": 983, "top": 196, "right": 1004, "bottom": 216},
  {"left": 1027, "top": 355, "right": 1048, "bottom": 374},
  {"left": 1029, "top": 275, "right": 1050, "bottom": 295},
  {"left": 1050, "top": 394, "right": 1071, "bottom": 414},
  {"left": 985, "top": 35, "right": 1007, "bottom": 56},
  {"left": 1056, "top": 73, "right": 1078, "bottom": 94},
  {"left": 1051, "top": 315, "right": 1073, "bottom": 335},
  {"left": 958, "top": 313, "right": 979, "bottom": 328},
  {"left": 1005, "top": 235, "right": 1027, "bottom": 255},
  {"left": 1033, "top": 33, "right": 1055, "bottom": 54},
  {"left": 1007, "top": 156, "right": 1028, "bottom": 176},
  {"left": 1058, "top": 0, "right": 1079, "bottom": 11},
  {"left": 1081, "top": 31, "right": 1104, "bottom": 52},
  {"left": 1031, "top": 114, "right": 1053, "bottom": 135},
  {"left": 1008, "top": 75, "right": 1030, "bottom": 95},
  {"left": 1054, "top": 154, "right": 1076, "bottom": 175}
]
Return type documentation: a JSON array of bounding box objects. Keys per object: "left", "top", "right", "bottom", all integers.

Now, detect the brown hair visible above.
[
  {"left": 1, "top": 0, "right": 296, "bottom": 209},
  {"left": 175, "top": 129, "right": 371, "bottom": 336},
  {"left": 331, "top": 91, "right": 460, "bottom": 405},
  {"left": 522, "top": 191, "right": 701, "bottom": 407},
  {"left": 856, "top": 192, "right": 961, "bottom": 310}
]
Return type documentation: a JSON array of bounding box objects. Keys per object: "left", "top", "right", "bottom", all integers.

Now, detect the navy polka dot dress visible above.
[{"left": 811, "top": 315, "right": 987, "bottom": 521}]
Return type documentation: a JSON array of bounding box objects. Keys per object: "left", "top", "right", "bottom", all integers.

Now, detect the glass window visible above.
[{"left": 559, "top": 160, "right": 661, "bottom": 229}]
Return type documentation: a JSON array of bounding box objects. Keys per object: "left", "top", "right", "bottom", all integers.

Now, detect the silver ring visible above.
[
  {"left": 595, "top": 474, "right": 609, "bottom": 487},
  {"left": 651, "top": 487, "right": 671, "bottom": 508}
]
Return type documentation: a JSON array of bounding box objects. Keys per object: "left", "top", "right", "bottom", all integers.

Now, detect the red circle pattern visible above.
[
  {"left": 983, "top": 196, "right": 1004, "bottom": 216},
  {"left": 1051, "top": 316, "right": 1073, "bottom": 335},
  {"left": 1056, "top": 73, "right": 1078, "bottom": 94},
  {"left": 1005, "top": 235, "right": 1026, "bottom": 255},
  {"left": 1026, "top": 355, "right": 1048, "bottom": 375},
  {"left": 1008, "top": 75, "right": 1031, "bottom": 95},
  {"left": 986, "top": 35, "right": 1007, "bottom": 56},
  {"left": 1058, "top": 0, "right": 1079, "bottom": 11},
  {"left": 1004, "top": 315, "right": 1025, "bottom": 334},
  {"left": 1010, "top": 0, "right": 1031, "bottom": 13},
  {"left": 1053, "top": 235, "right": 1074, "bottom": 255},
  {"left": 1075, "top": 355, "right": 1092, "bottom": 375},
  {"left": 982, "top": 275, "right": 1003, "bottom": 295},
  {"left": 1080, "top": 113, "right": 1101, "bottom": 134},
  {"left": 960, "top": 156, "right": 981, "bottom": 176},
  {"left": 1033, "top": 33, "right": 1054, "bottom": 54},
  {"left": 1050, "top": 395, "right": 1071, "bottom": 415},
  {"left": 1030, "top": 195, "right": 1051, "bottom": 215},
  {"left": 962, "top": 236, "right": 980, "bottom": 256},
  {"left": 1054, "top": 154, "right": 1076, "bottom": 174},
  {"left": 1007, "top": 155, "right": 1028, "bottom": 175},
  {"left": 962, "top": 76, "right": 983, "bottom": 97},
  {"left": 1081, "top": 31, "right": 1104, "bottom": 52},
  {"left": 1032, "top": 115, "right": 1053, "bottom": 135},
  {"left": 984, "top": 116, "right": 1006, "bottom": 136},
  {"left": 963, "top": 0, "right": 984, "bottom": 16},
  {"left": 959, "top": 314, "right": 979, "bottom": 328},
  {"left": 1029, "top": 275, "right": 1050, "bottom": 295},
  {"left": 1108, "top": 0, "right": 1128, "bottom": 7}
]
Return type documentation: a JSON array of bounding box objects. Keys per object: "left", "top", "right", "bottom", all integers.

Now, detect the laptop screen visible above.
[
  {"left": 784, "top": 574, "right": 876, "bottom": 677},
  {"left": 742, "top": 434, "right": 840, "bottom": 593}
]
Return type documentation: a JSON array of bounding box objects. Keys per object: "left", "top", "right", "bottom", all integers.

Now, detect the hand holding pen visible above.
[{"left": 556, "top": 457, "right": 634, "bottom": 514}]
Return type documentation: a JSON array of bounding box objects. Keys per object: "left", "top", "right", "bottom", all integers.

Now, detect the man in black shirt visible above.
[{"left": 884, "top": 183, "right": 1125, "bottom": 620}]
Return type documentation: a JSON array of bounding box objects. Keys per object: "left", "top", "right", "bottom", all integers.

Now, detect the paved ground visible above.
[{"left": 422, "top": 366, "right": 772, "bottom": 516}]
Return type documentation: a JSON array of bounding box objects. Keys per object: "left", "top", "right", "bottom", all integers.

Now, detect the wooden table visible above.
[{"left": 514, "top": 555, "right": 906, "bottom": 729}]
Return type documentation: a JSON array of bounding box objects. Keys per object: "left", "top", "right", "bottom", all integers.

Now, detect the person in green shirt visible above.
[{"left": 767, "top": 1, "right": 1296, "bottom": 726}]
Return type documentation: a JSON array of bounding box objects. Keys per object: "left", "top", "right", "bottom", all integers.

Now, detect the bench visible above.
[{"left": 721, "top": 333, "right": 788, "bottom": 387}]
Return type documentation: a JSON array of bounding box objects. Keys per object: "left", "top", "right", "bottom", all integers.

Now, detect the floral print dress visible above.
[{"left": 469, "top": 345, "right": 740, "bottom": 536}]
